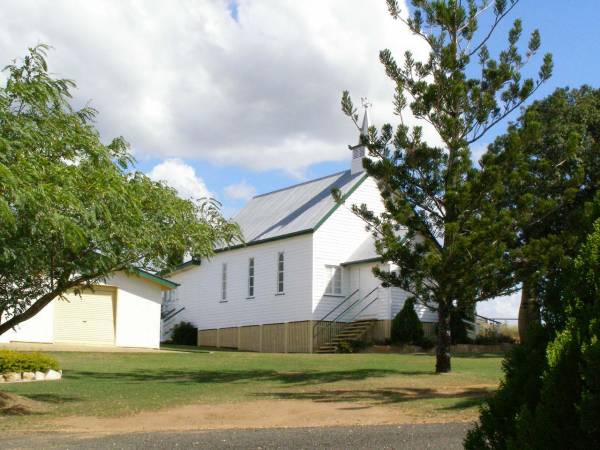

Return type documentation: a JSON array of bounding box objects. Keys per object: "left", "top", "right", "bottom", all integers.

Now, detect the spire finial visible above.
[{"left": 359, "top": 98, "right": 371, "bottom": 137}]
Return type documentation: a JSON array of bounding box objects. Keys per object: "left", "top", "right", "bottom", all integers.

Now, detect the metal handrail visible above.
[
  {"left": 347, "top": 292, "right": 379, "bottom": 323},
  {"left": 313, "top": 286, "right": 380, "bottom": 350},
  {"left": 313, "top": 289, "right": 360, "bottom": 336},
  {"left": 474, "top": 313, "right": 502, "bottom": 326},
  {"left": 163, "top": 307, "right": 185, "bottom": 322},
  {"left": 331, "top": 286, "right": 379, "bottom": 324}
]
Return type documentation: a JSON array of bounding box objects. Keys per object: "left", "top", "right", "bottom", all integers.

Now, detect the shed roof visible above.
[
  {"left": 232, "top": 170, "right": 367, "bottom": 244},
  {"left": 133, "top": 268, "right": 179, "bottom": 289}
]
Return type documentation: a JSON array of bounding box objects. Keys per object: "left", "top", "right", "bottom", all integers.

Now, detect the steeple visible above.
[{"left": 350, "top": 98, "right": 371, "bottom": 175}]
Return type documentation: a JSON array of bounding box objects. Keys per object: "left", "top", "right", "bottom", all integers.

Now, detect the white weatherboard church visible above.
[{"left": 164, "top": 105, "right": 436, "bottom": 352}]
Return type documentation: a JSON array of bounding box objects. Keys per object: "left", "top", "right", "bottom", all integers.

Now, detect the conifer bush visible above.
[
  {"left": 391, "top": 298, "right": 424, "bottom": 345},
  {"left": 171, "top": 321, "right": 198, "bottom": 346},
  {"left": 465, "top": 220, "right": 600, "bottom": 449}
]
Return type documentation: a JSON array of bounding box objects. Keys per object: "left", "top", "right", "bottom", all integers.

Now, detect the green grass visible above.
[{"left": 0, "top": 347, "right": 504, "bottom": 429}]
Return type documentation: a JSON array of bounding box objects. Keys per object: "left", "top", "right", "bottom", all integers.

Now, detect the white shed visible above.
[{"left": 0, "top": 270, "right": 177, "bottom": 349}]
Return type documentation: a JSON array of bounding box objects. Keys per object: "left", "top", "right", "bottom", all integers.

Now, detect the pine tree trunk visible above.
[
  {"left": 518, "top": 278, "right": 540, "bottom": 343},
  {"left": 436, "top": 301, "right": 452, "bottom": 373}
]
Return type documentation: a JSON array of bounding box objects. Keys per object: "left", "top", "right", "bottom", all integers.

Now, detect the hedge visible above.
[{"left": 0, "top": 350, "right": 60, "bottom": 374}]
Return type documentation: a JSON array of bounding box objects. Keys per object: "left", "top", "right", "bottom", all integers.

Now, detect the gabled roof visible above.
[
  {"left": 232, "top": 170, "right": 367, "bottom": 245},
  {"left": 166, "top": 170, "right": 368, "bottom": 275}
]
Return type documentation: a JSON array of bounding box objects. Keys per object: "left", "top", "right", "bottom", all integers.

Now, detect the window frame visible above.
[
  {"left": 276, "top": 252, "right": 285, "bottom": 295},
  {"left": 247, "top": 257, "right": 255, "bottom": 298},
  {"left": 325, "top": 265, "right": 343, "bottom": 296},
  {"left": 220, "top": 262, "right": 228, "bottom": 302}
]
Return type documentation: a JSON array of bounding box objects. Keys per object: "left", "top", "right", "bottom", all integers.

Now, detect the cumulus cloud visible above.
[
  {"left": 0, "top": 0, "right": 435, "bottom": 175},
  {"left": 224, "top": 180, "right": 257, "bottom": 201},
  {"left": 147, "top": 159, "right": 211, "bottom": 201}
]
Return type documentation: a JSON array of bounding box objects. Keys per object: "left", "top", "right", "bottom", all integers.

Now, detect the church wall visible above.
[
  {"left": 167, "top": 233, "right": 314, "bottom": 332},
  {"left": 312, "top": 177, "right": 389, "bottom": 320}
]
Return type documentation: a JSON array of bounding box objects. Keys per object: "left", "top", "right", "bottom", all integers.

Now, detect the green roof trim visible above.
[
  {"left": 313, "top": 173, "right": 369, "bottom": 231},
  {"left": 215, "top": 229, "right": 313, "bottom": 253},
  {"left": 134, "top": 268, "right": 179, "bottom": 289}
]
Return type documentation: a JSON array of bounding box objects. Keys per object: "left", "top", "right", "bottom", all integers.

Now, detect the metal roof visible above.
[{"left": 233, "top": 170, "right": 366, "bottom": 243}]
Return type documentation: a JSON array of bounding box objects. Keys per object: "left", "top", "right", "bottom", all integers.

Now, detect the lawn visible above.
[{"left": 0, "top": 347, "right": 504, "bottom": 430}]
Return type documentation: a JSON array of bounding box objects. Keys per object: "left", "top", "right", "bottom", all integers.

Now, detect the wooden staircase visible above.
[{"left": 316, "top": 319, "right": 376, "bottom": 353}]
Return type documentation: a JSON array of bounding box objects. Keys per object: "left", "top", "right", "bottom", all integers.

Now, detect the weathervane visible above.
[{"left": 361, "top": 97, "right": 372, "bottom": 109}]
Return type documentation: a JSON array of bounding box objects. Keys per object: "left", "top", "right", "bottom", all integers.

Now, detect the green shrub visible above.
[
  {"left": 0, "top": 350, "right": 60, "bottom": 373},
  {"left": 417, "top": 336, "right": 435, "bottom": 350},
  {"left": 391, "top": 298, "right": 424, "bottom": 345},
  {"left": 450, "top": 307, "right": 472, "bottom": 344},
  {"left": 337, "top": 341, "right": 353, "bottom": 353},
  {"left": 473, "top": 328, "right": 516, "bottom": 345},
  {"left": 466, "top": 220, "right": 600, "bottom": 449},
  {"left": 171, "top": 321, "right": 198, "bottom": 346},
  {"left": 336, "top": 340, "right": 368, "bottom": 353}
]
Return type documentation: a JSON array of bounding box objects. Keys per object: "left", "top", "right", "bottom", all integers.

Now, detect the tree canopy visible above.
[
  {"left": 477, "top": 86, "right": 600, "bottom": 340},
  {"left": 341, "top": 0, "right": 552, "bottom": 372},
  {"left": 0, "top": 45, "right": 240, "bottom": 335}
]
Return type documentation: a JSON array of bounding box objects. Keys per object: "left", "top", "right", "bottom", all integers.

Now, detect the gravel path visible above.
[{"left": 1, "top": 423, "right": 471, "bottom": 449}]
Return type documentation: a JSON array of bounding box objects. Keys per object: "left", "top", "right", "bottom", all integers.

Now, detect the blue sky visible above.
[
  {"left": 1, "top": 0, "right": 597, "bottom": 318},
  {"left": 136, "top": 0, "right": 599, "bottom": 215}
]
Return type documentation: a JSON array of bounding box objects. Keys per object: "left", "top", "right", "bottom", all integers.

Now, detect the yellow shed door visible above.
[{"left": 54, "top": 288, "right": 116, "bottom": 345}]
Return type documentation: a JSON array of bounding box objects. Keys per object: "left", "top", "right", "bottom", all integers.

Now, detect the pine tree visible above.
[{"left": 342, "top": 0, "right": 552, "bottom": 372}]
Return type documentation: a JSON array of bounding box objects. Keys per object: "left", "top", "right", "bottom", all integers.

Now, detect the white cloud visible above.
[
  {"left": 476, "top": 291, "right": 520, "bottom": 320},
  {"left": 147, "top": 159, "right": 211, "bottom": 201},
  {"left": 224, "top": 180, "right": 257, "bottom": 201},
  {"left": 0, "top": 0, "right": 436, "bottom": 175}
]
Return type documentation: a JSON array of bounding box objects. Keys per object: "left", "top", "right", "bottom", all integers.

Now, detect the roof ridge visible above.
[{"left": 252, "top": 169, "right": 350, "bottom": 199}]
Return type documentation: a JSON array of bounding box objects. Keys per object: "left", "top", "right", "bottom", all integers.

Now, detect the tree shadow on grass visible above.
[
  {"left": 0, "top": 392, "right": 82, "bottom": 416},
  {"left": 439, "top": 395, "right": 489, "bottom": 410},
  {"left": 22, "top": 393, "right": 80, "bottom": 404},
  {"left": 65, "top": 368, "right": 422, "bottom": 386},
  {"left": 254, "top": 386, "right": 494, "bottom": 409}
]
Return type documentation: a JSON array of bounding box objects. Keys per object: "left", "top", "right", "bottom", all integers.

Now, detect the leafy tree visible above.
[
  {"left": 391, "top": 298, "right": 424, "bottom": 344},
  {"left": 477, "top": 87, "right": 600, "bottom": 342},
  {"left": 341, "top": 0, "right": 552, "bottom": 372},
  {"left": 0, "top": 45, "right": 241, "bottom": 336},
  {"left": 465, "top": 219, "right": 600, "bottom": 449}
]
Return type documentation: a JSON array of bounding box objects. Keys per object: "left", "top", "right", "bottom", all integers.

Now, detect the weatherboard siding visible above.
[
  {"left": 390, "top": 287, "right": 438, "bottom": 323},
  {"left": 311, "top": 177, "right": 387, "bottom": 320},
  {"left": 169, "top": 233, "right": 314, "bottom": 330}
]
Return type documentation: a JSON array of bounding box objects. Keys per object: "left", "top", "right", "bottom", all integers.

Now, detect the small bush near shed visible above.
[
  {"left": 171, "top": 321, "right": 198, "bottom": 346},
  {"left": 0, "top": 350, "right": 60, "bottom": 374}
]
